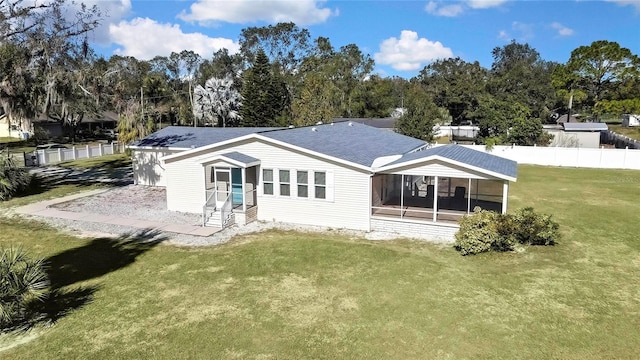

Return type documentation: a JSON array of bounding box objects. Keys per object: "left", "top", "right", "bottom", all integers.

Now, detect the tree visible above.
[
  {"left": 489, "top": 41, "right": 557, "bottom": 122},
  {"left": 198, "top": 49, "right": 243, "bottom": 87},
  {"left": 0, "top": 0, "right": 100, "bottom": 135},
  {"left": 292, "top": 70, "right": 340, "bottom": 126},
  {"left": 193, "top": 76, "right": 242, "bottom": 127},
  {"left": 239, "top": 22, "right": 312, "bottom": 75},
  {"left": 394, "top": 85, "right": 440, "bottom": 142},
  {"left": 0, "top": 43, "right": 40, "bottom": 136},
  {"left": 566, "top": 40, "right": 640, "bottom": 117},
  {"left": 240, "top": 50, "right": 287, "bottom": 127},
  {"left": 416, "top": 58, "right": 488, "bottom": 125},
  {"left": 472, "top": 97, "right": 550, "bottom": 146}
]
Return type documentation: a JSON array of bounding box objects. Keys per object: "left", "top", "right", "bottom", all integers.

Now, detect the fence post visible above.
[
  {"left": 99, "top": 143, "right": 103, "bottom": 156},
  {"left": 110, "top": 142, "right": 114, "bottom": 155},
  {"left": 72, "top": 146, "right": 77, "bottom": 160},
  {"left": 86, "top": 144, "right": 90, "bottom": 159},
  {"left": 57, "top": 148, "right": 62, "bottom": 163},
  {"left": 624, "top": 146, "right": 628, "bottom": 168}
]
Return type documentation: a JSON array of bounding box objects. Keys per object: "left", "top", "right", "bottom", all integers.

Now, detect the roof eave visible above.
[{"left": 375, "top": 155, "right": 517, "bottom": 182}]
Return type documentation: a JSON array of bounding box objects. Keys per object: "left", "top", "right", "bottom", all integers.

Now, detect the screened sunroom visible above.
[{"left": 370, "top": 145, "right": 517, "bottom": 225}]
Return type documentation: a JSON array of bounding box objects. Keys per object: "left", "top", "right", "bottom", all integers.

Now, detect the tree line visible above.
[{"left": 1, "top": 0, "right": 639, "bottom": 145}]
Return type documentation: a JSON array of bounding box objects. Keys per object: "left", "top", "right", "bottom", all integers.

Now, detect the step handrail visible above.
[{"left": 202, "top": 189, "right": 217, "bottom": 226}]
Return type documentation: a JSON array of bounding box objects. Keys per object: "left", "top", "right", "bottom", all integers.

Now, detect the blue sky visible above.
[{"left": 88, "top": 0, "right": 640, "bottom": 77}]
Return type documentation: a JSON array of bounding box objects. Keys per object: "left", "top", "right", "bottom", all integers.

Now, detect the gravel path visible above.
[
  {"left": 52, "top": 186, "right": 201, "bottom": 226},
  {"left": 18, "top": 185, "right": 452, "bottom": 247}
]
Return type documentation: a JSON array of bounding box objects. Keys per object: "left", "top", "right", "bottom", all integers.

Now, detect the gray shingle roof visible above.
[
  {"left": 129, "top": 126, "right": 281, "bottom": 148},
  {"left": 260, "top": 121, "right": 426, "bottom": 167},
  {"left": 382, "top": 144, "right": 517, "bottom": 179},
  {"left": 220, "top": 151, "right": 260, "bottom": 166}
]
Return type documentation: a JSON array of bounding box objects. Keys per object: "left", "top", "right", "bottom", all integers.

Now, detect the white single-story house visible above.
[{"left": 129, "top": 122, "right": 517, "bottom": 240}]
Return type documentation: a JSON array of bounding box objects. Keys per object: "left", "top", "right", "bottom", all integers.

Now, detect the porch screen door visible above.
[{"left": 214, "top": 169, "right": 230, "bottom": 208}]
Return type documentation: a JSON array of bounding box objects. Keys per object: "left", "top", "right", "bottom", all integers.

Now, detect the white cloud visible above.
[
  {"left": 605, "top": 0, "right": 640, "bottom": 11},
  {"left": 178, "top": 0, "right": 336, "bottom": 25},
  {"left": 466, "top": 0, "right": 508, "bottom": 9},
  {"left": 497, "top": 21, "right": 534, "bottom": 41},
  {"left": 84, "top": 0, "right": 132, "bottom": 44},
  {"left": 375, "top": 30, "right": 453, "bottom": 71},
  {"left": 425, "top": 0, "right": 506, "bottom": 17},
  {"left": 425, "top": 1, "right": 464, "bottom": 17},
  {"left": 512, "top": 21, "right": 534, "bottom": 41},
  {"left": 109, "top": 18, "right": 239, "bottom": 59},
  {"left": 551, "top": 22, "right": 574, "bottom": 36}
]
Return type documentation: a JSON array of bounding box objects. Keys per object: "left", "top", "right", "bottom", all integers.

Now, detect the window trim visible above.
[
  {"left": 279, "top": 169, "right": 291, "bottom": 197},
  {"left": 314, "top": 171, "right": 326, "bottom": 200},
  {"left": 296, "top": 170, "right": 308, "bottom": 198},
  {"left": 262, "top": 168, "right": 274, "bottom": 196}
]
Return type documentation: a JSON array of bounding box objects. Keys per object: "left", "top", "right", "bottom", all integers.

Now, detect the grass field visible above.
[
  {"left": 1, "top": 165, "right": 639, "bottom": 359},
  {"left": 609, "top": 124, "right": 640, "bottom": 141}
]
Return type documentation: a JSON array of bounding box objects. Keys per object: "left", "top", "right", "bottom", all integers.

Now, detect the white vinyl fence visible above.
[
  {"left": 34, "top": 142, "right": 125, "bottom": 166},
  {"left": 442, "top": 144, "right": 640, "bottom": 170}
]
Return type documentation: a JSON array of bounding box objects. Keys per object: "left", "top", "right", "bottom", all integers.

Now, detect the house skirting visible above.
[
  {"left": 370, "top": 217, "right": 458, "bottom": 242},
  {"left": 235, "top": 206, "right": 258, "bottom": 225}
]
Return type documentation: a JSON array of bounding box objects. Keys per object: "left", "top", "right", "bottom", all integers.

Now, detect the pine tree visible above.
[{"left": 240, "top": 49, "right": 287, "bottom": 127}]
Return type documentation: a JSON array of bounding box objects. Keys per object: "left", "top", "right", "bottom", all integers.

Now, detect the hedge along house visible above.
[{"left": 129, "top": 122, "right": 517, "bottom": 240}]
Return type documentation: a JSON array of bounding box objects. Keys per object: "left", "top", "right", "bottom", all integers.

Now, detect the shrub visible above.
[
  {"left": 0, "top": 156, "right": 31, "bottom": 201},
  {"left": 0, "top": 246, "right": 50, "bottom": 330},
  {"left": 454, "top": 208, "right": 515, "bottom": 256},
  {"left": 511, "top": 207, "right": 561, "bottom": 245},
  {"left": 454, "top": 207, "right": 560, "bottom": 255}
]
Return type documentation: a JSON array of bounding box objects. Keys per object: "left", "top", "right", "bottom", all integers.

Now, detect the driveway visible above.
[{"left": 29, "top": 165, "right": 133, "bottom": 186}]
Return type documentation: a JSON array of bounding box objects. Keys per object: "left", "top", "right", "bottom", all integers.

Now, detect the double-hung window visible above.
[
  {"left": 314, "top": 171, "right": 326, "bottom": 199},
  {"left": 279, "top": 170, "right": 291, "bottom": 196},
  {"left": 263, "top": 169, "right": 274, "bottom": 195},
  {"left": 297, "top": 171, "right": 308, "bottom": 198}
]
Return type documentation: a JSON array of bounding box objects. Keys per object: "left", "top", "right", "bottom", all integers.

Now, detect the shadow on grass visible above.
[{"left": 23, "top": 229, "right": 167, "bottom": 328}]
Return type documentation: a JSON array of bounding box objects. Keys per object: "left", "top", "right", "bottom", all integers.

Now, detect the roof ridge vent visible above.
[
  {"left": 312, "top": 127, "right": 317, "bottom": 132},
  {"left": 316, "top": 121, "right": 323, "bottom": 125},
  {"left": 288, "top": 125, "right": 294, "bottom": 128}
]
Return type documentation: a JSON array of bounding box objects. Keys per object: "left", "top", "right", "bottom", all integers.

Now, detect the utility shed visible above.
[{"left": 558, "top": 122, "right": 608, "bottom": 148}]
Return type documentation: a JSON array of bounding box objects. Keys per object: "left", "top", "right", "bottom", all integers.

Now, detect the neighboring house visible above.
[
  {"left": 0, "top": 113, "right": 24, "bottom": 139},
  {"left": 546, "top": 122, "right": 608, "bottom": 148},
  {"left": 130, "top": 122, "right": 517, "bottom": 240},
  {"left": 621, "top": 114, "right": 640, "bottom": 127}
]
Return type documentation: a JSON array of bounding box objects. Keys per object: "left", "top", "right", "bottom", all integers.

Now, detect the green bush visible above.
[
  {"left": 454, "top": 207, "right": 560, "bottom": 255},
  {"left": 0, "top": 155, "right": 31, "bottom": 201},
  {"left": 511, "top": 207, "right": 561, "bottom": 245},
  {"left": 1, "top": 246, "right": 50, "bottom": 330},
  {"left": 454, "top": 208, "right": 515, "bottom": 256}
]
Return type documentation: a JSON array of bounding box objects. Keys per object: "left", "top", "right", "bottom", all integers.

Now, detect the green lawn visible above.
[
  {"left": 0, "top": 153, "right": 129, "bottom": 208},
  {"left": 1, "top": 165, "right": 639, "bottom": 359}
]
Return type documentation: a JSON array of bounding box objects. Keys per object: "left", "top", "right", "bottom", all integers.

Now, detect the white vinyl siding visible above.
[
  {"left": 165, "top": 138, "right": 370, "bottom": 230},
  {"left": 165, "top": 156, "right": 206, "bottom": 213},
  {"left": 132, "top": 149, "right": 178, "bottom": 187}
]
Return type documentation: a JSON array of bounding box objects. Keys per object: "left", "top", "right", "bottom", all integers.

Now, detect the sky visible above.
[{"left": 85, "top": 0, "right": 640, "bottom": 78}]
